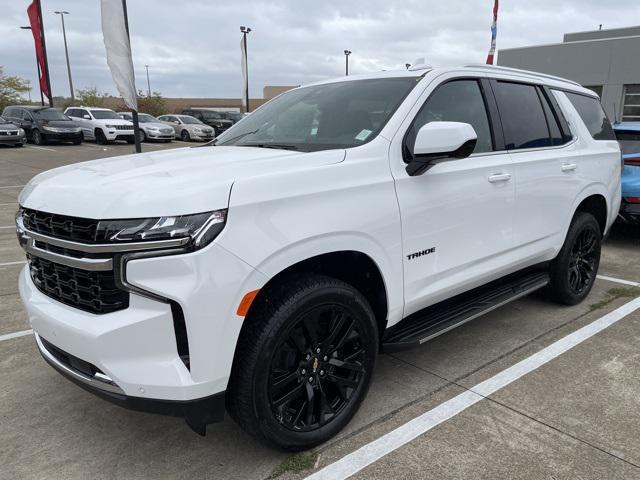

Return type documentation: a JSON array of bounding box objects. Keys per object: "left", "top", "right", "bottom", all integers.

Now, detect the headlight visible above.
[
  {"left": 19, "top": 128, "right": 25, "bottom": 135},
  {"left": 95, "top": 210, "right": 227, "bottom": 249},
  {"left": 147, "top": 127, "right": 160, "bottom": 131},
  {"left": 105, "top": 124, "right": 116, "bottom": 128}
]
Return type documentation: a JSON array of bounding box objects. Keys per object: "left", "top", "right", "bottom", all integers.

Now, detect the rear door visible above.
[{"left": 391, "top": 75, "right": 515, "bottom": 315}]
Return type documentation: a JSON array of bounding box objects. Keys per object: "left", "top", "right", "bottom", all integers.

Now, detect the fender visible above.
[{"left": 564, "top": 181, "right": 610, "bottom": 239}]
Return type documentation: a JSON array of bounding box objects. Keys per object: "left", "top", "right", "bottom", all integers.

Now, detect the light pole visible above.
[
  {"left": 145, "top": 65, "right": 151, "bottom": 97},
  {"left": 240, "top": 26, "right": 251, "bottom": 112},
  {"left": 344, "top": 50, "right": 352, "bottom": 76},
  {"left": 20, "top": 26, "right": 44, "bottom": 106},
  {"left": 54, "top": 11, "right": 74, "bottom": 100}
]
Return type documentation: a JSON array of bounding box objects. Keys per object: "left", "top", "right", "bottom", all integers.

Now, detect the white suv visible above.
[
  {"left": 64, "top": 107, "right": 135, "bottom": 145},
  {"left": 17, "top": 65, "right": 621, "bottom": 450}
]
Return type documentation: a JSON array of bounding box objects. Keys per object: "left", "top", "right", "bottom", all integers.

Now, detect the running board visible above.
[{"left": 382, "top": 271, "right": 550, "bottom": 352}]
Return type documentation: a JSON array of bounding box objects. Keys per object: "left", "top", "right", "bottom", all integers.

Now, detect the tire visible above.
[
  {"left": 126, "top": 136, "right": 135, "bottom": 144},
  {"left": 32, "top": 129, "right": 46, "bottom": 145},
  {"left": 95, "top": 129, "right": 108, "bottom": 145},
  {"left": 72, "top": 138, "right": 82, "bottom": 145},
  {"left": 549, "top": 211, "right": 601, "bottom": 305},
  {"left": 13, "top": 143, "right": 24, "bottom": 148},
  {"left": 138, "top": 130, "right": 146, "bottom": 143},
  {"left": 227, "top": 273, "right": 378, "bottom": 451},
  {"left": 181, "top": 130, "right": 191, "bottom": 142}
]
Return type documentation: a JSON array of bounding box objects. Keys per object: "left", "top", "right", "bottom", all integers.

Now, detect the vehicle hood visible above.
[
  {"left": 19, "top": 146, "right": 345, "bottom": 218},
  {"left": 143, "top": 122, "right": 174, "bottom": 130},
  {"left": 93, "top": 118, "right": 132, "bottom": 126},
  {"left": 40, "top": 120, "right": 79, "bottom": 128},
  {"left": 0, "top": 122, "right": 19, "bottom": 131}
]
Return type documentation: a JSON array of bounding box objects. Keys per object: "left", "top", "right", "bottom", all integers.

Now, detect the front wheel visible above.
[
  {"left": 227, "top": 274, "right": 378, "bottom": 451},
  {"left": 549, "top": 211, "right": 601, "bottom": 305},
  {"left": 181, "top": 130, "right": 191, "bottom": 142},
  {"left": 138, "top": 130, "right": 146, "bottom": 143},
  {"left": 32, "top": 129, "right": 46, "bottom": 145},
  {"left": 95, "top": 129, "right": 108, "bottom": 145}
]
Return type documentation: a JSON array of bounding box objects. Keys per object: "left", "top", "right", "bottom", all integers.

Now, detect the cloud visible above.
[{"left": 2, "top": 0, "right": 639, "bottom": 99}]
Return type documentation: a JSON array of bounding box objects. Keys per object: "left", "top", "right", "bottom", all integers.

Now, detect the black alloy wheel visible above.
[
  {"left": 549, "top": 211, "right": 601, "bottom": 305},
  {"left": 32, "top": 129, "right": 45, "bottom": 145},
  {"left": 95, "top": 129, "right": 108, "bottom": 145},
  {"left": 181, "top": 129, "right": 191, "bottom": 142},
  {"left": 268, "top": 304, "right": 366, "bottom": 432}
]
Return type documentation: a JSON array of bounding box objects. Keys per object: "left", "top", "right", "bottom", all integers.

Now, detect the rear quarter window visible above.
[{"left": 565, "top": 92, "right": 615, "bottom": 140}]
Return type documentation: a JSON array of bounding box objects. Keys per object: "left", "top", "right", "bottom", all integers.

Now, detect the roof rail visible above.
[{"left": 463, "top": 64, "right": 581, "bottom": 87}]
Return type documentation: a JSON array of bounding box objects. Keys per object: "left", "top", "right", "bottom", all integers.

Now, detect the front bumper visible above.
[
  {"left": 35, "top": 332, "right": 225, "bottom": 432},
  {"left": 104, "top": 129, "right": 134, "bottom": 141},
  {"left": 42, "top": 130, "right": 82, "bottom": 141},
  {"left": 146, "top": 130, "right": 175, "bottom": 140},
  {"left": 0, "top": 133, "right": 26, "bottom": 145}
]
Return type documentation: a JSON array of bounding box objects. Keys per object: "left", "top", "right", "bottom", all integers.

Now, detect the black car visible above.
[
  {"left": 181, "top": 108, "right": 234, "bottom": 136},
  {"left": 2, "top": 106, "right": 83, "bottom": 145}
]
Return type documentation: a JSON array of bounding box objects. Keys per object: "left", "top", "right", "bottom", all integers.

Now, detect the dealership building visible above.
[{"left": 498, "top": 25, "right": 640, "bottom": 122}]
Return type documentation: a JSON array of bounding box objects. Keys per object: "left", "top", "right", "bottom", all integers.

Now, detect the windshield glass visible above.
[
  {"left": 615, "top": 131, "right": 640, "bottom": 155},
  {"left": 33, "top": 109, "right": 69, "bottom": 121},
  {"left": 216, "top": 77, "right": 420, "bottom": 151},
  {"left": 178, "top": 115, "right": 204, "bottom": 125},
  {"left": 138, "top": 114, "right": 158, "bottom": 123},
  {"left": 91, "top": 110, "right": 121, "bottom": 120},
  {"left": 202, "top": 112, "right": 223, "bottom": 119},
  {"left": 223, "top": 113, "right": 244, "bottom": 122}
]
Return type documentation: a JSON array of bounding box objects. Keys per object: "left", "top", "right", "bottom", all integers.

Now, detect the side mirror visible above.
[
  {"left": 406, "top": 121, "right": 478, "bottom": 176},
  {"left": 83, "top": 114, "right": 91, "bottom": 120}
]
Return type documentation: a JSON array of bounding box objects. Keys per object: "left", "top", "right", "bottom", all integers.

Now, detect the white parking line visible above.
[
  {"left": 0, "top": 202, "right": 17, "bottom": 206},
  {"left": 0, "top": 225, "right": 16, "bottom": 229},
  {"left": 25, "top": 145, "right": 57, "bottom": 152},
  {"left": 0, "top": 185, "right": 24, "bottom": 189},
  {"left": 596, "top": 274, "right": 640, "bottom": 287},
  {"left": 0, "top": 261, "right": 26, "bottom": 267},
  {"left": 306, "top": 297, "right": 640, "bottom": 480},
  {"left": 0, "top": 329, "right": 33, "bottom": 343}
]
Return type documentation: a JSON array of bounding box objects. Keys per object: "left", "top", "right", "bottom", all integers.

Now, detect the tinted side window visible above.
[
  {"left": 494, "top": 81, "right": 550, "bottom": 150},
  {"left": 565, "top": 92, "right": 615, "bottom": 140},
  {"left": 407, "top": 80, "right": 493, "bottom": 156},
  {"left": 539, "top": 91, "right": 564, "bottom": 146}
]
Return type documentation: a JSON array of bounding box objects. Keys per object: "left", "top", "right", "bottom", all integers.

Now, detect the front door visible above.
[{"left": 391, "top": 77, "right": 515, "bottom": 316}]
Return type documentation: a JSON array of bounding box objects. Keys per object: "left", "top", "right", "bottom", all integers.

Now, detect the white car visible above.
[
  {"left": 17, "top": 65, "right": 621, "bottom": 450},
  {"left": 64, "top": 107, "right": 135, "bottom": 145},
  {"left": 117, "top": 112, "right": 175, "bottom": 142},
  {"left": 157, "top": 114, "right": 215, "bottom": 142}
]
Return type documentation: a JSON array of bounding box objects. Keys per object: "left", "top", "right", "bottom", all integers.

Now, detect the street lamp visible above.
[
  {"left": 240, "top": 26, "right": 251, "bottom": 112},
  {"left": 344, "top": 50, "right": 352, "bottom": 76},
  {"left": 145, "top": 65, "right": 151, "bottom": 97},
  {"left": 54, "top": 11, "right": 74, "bottom": 100},
  {"left": 20, "top": 26, "right": 44, "bottom": 106}
]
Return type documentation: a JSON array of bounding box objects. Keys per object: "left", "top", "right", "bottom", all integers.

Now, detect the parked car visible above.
[
  {"left": 217, "top": 111, "right": 245, "bottom": 125},
  {"left": 0, "top": 116, "right": 26, "bottom": 147},
  {"left": 180, "top": 108, "right": 233, "bottom": 136},
  {"left": 16, "top": 65, "right": 621, "bottom": 450},
  {"left": 613, "top": 122, "right": 640, "bottom": 223},
  {"left": 158, "top": 114, "right": 215, "bottom": 142},
  {"left": 117, "top": 112, "right": 175, "bottom": 142},
  {"left": 2, "top": 106, "right": 82, "bottom": 145},
  {"left": 64, "top": 107, "right": 134, "bottom": 145}
]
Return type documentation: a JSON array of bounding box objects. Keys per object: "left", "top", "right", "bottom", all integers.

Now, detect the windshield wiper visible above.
[
  {"left": 210, "top": 128, "right": 260, "bottom": 146},
  {"left": 241, "top": 143, "right": 299, "bottom": 151}
]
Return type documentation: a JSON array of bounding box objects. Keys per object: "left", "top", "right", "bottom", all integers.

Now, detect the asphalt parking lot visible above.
[{"left": 1, "top": 141, "right": 639, "bottom": 480}]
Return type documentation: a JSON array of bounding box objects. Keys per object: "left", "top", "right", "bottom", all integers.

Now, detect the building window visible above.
[
  {"left": 622, "top": 84, "right": 640, "bottom": 121},
  {"left": 584, "top": 85, "right": 603, "bottom": 98}
]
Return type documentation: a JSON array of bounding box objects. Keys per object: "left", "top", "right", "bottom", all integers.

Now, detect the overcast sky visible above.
[{"left": 2, "top": 0, "right": 640, "bottom": 100}]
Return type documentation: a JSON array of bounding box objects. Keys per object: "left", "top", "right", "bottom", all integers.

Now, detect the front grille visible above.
[
  {"left": 115, "top": 125, "right": 132, "bottom": 131},
  {"left": 0, "top": 130, "right": 19, "bottom": 136},
  {"left": 22, "top": 208, "right": 99, "bottom": 243},
  {"left": 28, "top": 254, "right": 128, "bottom": 314}
]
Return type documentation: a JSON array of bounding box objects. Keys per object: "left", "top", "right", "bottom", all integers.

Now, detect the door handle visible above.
[
  {"left": 488, "top": 173, "right": 512, "bottom": 183},
  {"left": 561, "top": 163, "right": 577, "bottom": 172}
]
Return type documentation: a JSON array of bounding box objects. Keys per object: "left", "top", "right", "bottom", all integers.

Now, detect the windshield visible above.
[
  {"left": 138, "top": 114, "right": 158, "bottom": 123},
  {"left": 202, "top": 112, "right": 223, "bottom": 119},
  {"left": 216, "top": 77, "right": 420, "bottom": 151},
  {"left": 178, "top": 115, "right": 204, "bottom": 125},
  {"left": 91, "top": 110, "right": 122, "bottom": 120},
  {"left": 615, "top": 131, "right": 640, "bottom": 155},
  {"left": 33, "top": 109, "right": 70, "bottom": 121},
  {"left": 224, "top": 113, "right": 244, "bottom": 122}
]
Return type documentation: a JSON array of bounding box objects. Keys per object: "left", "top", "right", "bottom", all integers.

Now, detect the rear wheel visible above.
[
  {"left": 549, "top": 212, "right": 601, "bottom": 305},
  {"left": 181, "top": 130, "right": 191, "bottom": 142},
  {"left": 227, "top": 274, "right": 378, "bottom": 451}
]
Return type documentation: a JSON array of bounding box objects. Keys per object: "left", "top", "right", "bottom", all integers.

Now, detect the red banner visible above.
[{"left": 27, "top": 0, "right": 50, "bottom": 99}]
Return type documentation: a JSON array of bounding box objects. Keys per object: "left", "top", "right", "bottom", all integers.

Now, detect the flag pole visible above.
[
  {"left": 486, "top": 0, "right": 499, "bottom": 65},
  {"left": 120, "top": 0, "right": 142, "bottom": 153},
  {"left": 36, "top": 0, "right": 53, "bottom": 106}
]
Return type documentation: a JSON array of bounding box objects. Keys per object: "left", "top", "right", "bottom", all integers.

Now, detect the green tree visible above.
[
  {"left": 0, "top": 67, "right": 30, "bottom": 112},
  {"left": 116, "top": 90, "right": 168, "bottom": 117},
  {"left": 74, "top": 87, "right": 110, "bottom": 107}
]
